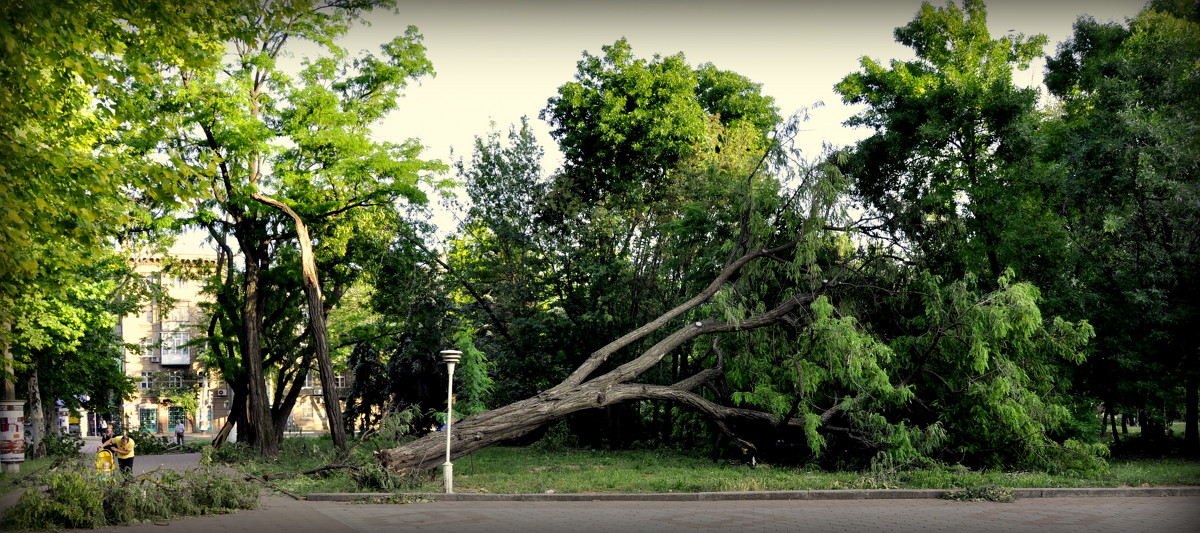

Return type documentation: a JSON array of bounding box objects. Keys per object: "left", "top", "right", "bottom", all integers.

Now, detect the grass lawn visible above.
[
  {"left": 0, "top": 457, "right": 60, "bottom": 499},
  {"left": 237, "top": 439, "right": 1200, "bottom": 496}
]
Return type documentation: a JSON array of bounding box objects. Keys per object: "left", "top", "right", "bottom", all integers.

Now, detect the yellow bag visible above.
[{"left": 96, "top": 449, "right": 115, "bottom": 478}]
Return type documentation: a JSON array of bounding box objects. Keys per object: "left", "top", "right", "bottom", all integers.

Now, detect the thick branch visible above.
[
  {"left": 559, "top": 235, "right": 810, "bottom": 389},
  {"left": 250, "top": 192, "right": 346, "bottom": 451}
]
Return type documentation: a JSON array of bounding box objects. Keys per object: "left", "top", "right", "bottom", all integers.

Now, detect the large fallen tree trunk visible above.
[{"left": 378, "top": 236, "right": 835, "bottom": 472}]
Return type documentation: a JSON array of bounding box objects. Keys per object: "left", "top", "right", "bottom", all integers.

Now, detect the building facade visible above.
[
  {"left": 114, "top": 251, "right": 228, "bottom": 435},
  {"left": 111, "top": 249, "right": 350, "bottom": 437}
]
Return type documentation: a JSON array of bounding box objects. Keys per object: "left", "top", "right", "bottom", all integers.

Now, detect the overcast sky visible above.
[{"left": 328, "top": 0, "right": 1147, "bottom": 172}]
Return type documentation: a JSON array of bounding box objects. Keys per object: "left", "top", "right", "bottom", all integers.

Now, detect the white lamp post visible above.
[{"left": 439, "top": 349, "right": 462, "bottom": 494}]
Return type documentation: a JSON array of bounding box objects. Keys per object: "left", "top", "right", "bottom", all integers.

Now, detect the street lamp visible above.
[{"left": 439, "top": 349, "right": 462, "bottom": 494}]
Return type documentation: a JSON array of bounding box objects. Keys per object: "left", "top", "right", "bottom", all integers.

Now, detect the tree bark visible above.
[
  {"left": 1, "top": 319, "right": 13, "bottom": 402},
  {"left": 26, "top": 369, "right": 44, "bottom": 459},
  {"left": 1185, "top": 373, "right": 1198, "bottom": 456},
  {"left": 1110, "top": 406, "right": 1121, "bottom": 445},
  {"left": 252, "top": 192, "right": 346, "bottom": 451},
  {"left": 378, "top": 238, "right": 827, "bottom": 472},
  {"left": 240, "top": 242, "right": 277, "bottom": 455}
]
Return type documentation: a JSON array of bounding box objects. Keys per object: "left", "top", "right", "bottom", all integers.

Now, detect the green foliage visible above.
[
  {"left": 835, "top": 0, "right": 1052, "bottom": 282},
  {"left": 1043, "top": 0, "right": 1200, "bottom": 452},
  {"left": 0, "top": 461, "right": 257, "bottom": 530},
  {"left": 202, "top": 441, "right": 257, "bottom": 466},
  {"left": 125, "top": 430, "right": 178, "bottom": 456},
  {"left": 450, "top": 327, "right": 494, "bottom": 417},
  {"left": 0, "top": 0, "right": 229, "bottom": 288},
  {"left": 42, "top": 433, "right": 86, "bottom": 459},
  {"left": 941, "top": 484, "right": 1016, "bottom": 503},
  {"left": 351, "top": 462, "right": 420, "bottom": 492},
  {"left": 542, "top": 37, "right": 778, "bottom": 207}
]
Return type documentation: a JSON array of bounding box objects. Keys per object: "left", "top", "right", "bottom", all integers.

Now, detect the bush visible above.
[
  {"left": 0, "top": 461, "right": 258, "bottom": 530},
  {"left": 351, "top": 462, "right": 421, "bottom": 492},
  {"left": 124, "top": 430, "right": 174, "bottom": 455},
  {"left": 2, "top": 467, "right": 106, "bottom": 529},
  {"left": 202, "top": 441, "right": 257, "bottom": 465},
  {"left": 42, "top": 433, "right": 86, "bottom": 458}
]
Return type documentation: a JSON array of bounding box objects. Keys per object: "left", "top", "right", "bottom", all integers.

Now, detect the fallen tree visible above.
[{"left": 377, "top": 232, "right": 835, "bottom": 472}]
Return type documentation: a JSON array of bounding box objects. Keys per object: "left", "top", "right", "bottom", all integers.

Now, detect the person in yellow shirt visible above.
[{"left": 99, "top": 430, "right": 136, "bottom": 476}]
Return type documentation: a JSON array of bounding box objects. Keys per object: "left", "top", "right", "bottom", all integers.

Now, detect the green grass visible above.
[
  {"left": 0, "top": 457, "right": 58, "bottom": 499},
  {"left": 238, "top": 438, "right": 1200, "bottom": 496}
]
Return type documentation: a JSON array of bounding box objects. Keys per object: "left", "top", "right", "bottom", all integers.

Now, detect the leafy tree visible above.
[
  {"left": 11, "top": 254, "right": 148, "bottom": 457},
  {"left": 127, "top": 0, "right": 445, "bottom": 455},
  {"left": 834, "top": 0, "right": 1050, "bottom": 283},
  {"left": 541, "top": 38, "right": 779, "bottom": 207},
  {"left": 0, "top": 0, "right": 226, "bottom": 471},
  {"left": 1043, "top": 0, "right": 1200, "bottom": 453}
]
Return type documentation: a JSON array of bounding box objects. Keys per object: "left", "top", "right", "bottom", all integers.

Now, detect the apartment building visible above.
[
  {"left": 113, "top": 250, "right": 228, "bottom": 435},
  {"left": 110, "top": 247, "right": 351, "bottom": 436}
]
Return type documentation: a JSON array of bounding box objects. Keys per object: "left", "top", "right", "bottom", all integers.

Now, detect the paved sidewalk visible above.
[{"left": 2, "top": 442, "right": 1197, "bottom": 532}]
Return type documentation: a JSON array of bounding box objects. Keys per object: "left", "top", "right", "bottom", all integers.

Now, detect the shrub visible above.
[
  {"left": 0, "top": 461, "right": 258, "bottom": 530},
  {"left": 42, "top": 433, "right": 86, "bottom": 458},
  {"left": 202, "top": 441, "right": 256, "bottom": 465},
  {"left": 2, "top": 467, "right": 106, "bottom": 529},
  {"left": 351, "top": 462, "right": 421, "bottom": 492},
  {"left": 942, "top": 484, "right": 1016, "bottom": 503},
  {"left": 124, "top": 430, "right": 174, "bottom": 455}
]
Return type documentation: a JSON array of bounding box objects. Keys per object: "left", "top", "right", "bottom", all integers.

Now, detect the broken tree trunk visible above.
[
  {"left": 252, "top": 192, "right": 347, "bottom": 452},
  {"left": 378, "top": 238, "right": 831, "bottom": 472}
]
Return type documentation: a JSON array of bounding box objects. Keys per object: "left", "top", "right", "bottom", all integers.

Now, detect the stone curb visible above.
[{"left": 307, "top": 486, "right": 1200, "bottom": 502}]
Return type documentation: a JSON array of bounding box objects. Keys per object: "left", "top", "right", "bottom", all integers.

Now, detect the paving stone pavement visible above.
[
  {"left": 1, "top": 436, "right": 1196, "bottom": 532},
  {"left": 51, "top": 494, "right": 1200, "bottom": 533}
]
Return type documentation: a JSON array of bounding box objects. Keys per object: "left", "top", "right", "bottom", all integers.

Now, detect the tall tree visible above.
[
  {"left": 834, "top": 0, "right": 1049, "bottom": 283},
  {"left": 1044, "top": 0, "right": 1200, "bottom": 453},
  {"left": 0, "top": 0, "right": 227, "bottom": 473},
  {"left": 11, "top": 254, "right": 146, "bottom": 457},
  {"left": 135, "top": 0, "right": 443, "bottom": 455},
  {"left": 445, "top": 41, "right": 783, "bottom": 446}
]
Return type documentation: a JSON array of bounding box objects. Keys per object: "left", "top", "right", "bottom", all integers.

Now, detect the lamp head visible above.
[{"left": 440, "top": 349, "right": 463, "bottom": 364}]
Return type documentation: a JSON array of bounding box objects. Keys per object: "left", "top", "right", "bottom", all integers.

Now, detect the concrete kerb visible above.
[{"left": 306, "top": 486, "right": 1200, "bottom": 502}]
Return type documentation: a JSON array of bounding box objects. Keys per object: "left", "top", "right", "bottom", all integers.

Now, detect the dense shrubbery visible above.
[
  {"left": 206, "top": 410, "right": 430, "bottom": 493},
  {"left": 0, "top": 461, "right": 258, "bottom": 530},
  {"left": 42, "top": 433, "right": 86, "bottom": 458}
]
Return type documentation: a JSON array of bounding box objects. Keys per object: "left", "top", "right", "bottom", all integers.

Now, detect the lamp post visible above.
[{"left": 439, "top": 349, "right": 462, "bottom": 493}]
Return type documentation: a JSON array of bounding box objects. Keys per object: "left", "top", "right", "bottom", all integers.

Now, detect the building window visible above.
[
  {"left": 334, "top": 374, "right": 347, "bottom": 388},
  {"left": 161, "top": 327, "right": 190, "bottom": 365},
  {"left": 304, "top": 372, "right": 317, "bottom": 389},
  {"left": 140, "top": 371, "right": 153, "bottom": 390},
  {"left": 166, "top": 374, "right": 183, "bottom": 388},
  {"left": 168, "top": 406, "right": 186, "bottom": 428},
  {"left": 139, "top": 408, "right": 158, "bottom": 432}
]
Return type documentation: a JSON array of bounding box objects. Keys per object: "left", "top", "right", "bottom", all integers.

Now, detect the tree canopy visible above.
[{"left": 5, "top": 0, "right": 1196, "bottom": 476}]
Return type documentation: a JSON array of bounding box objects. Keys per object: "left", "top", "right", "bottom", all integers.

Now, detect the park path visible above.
[{"left": 0, "top": 435, "right": 1196, "bottom": 532}]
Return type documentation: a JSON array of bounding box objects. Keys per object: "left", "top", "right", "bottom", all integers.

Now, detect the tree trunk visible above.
[
  {"left": 252, "top": 192, "right": 346, "bottom": 451},
  {"left": 1185, "top": 374, "right": 1198, "bottom": 456},
  {"left": 379, "top": 238, "right": 829, "bottom": 472},
  {"left": 211, "top": 378, "right": 246, "bottom": 448},
  {"left": 26, "top": 370, "right": 44, "bottom": 459},
  {"left": 1110, "top": 406, "right": 1120, "bottom": 445},
  {"left": 1, "top": 319, "right": 13, "bottom": 401},
  {"left": 241, "top": 252, "right": 276, "bottom": 455}
]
